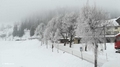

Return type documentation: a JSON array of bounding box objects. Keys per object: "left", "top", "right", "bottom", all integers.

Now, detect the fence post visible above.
[
  {"left": 106, "top": 53, "right": 108, "bottom": 61},
  {"left": 80, "top": 47, "right": 83, "bottom": 60}
]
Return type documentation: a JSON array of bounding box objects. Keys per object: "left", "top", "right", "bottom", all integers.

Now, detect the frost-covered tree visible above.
[
  {"left": 13, "top": 24, "right": 18, "bottom": 37},
  {"left": 30, "top": 26, "right": 36, "bottom": 37},
  {"left": 43, "top": 16, "right": 63, "bottom": 49},
  {"left": 54, "top": 14, "right": 68, "bottom": 46},
  {"left": 35, "top": 23, "right": 46, "bottom": 45},
  {"left": 76, "top": 5, "right": 109, "bottom": 67},
  {"left": 63, "top": 12, "right": 78, "bottom": 47},
  {"left": 18, "top": 23, "right": 25, "bottom": 37},
  {"left": 44, "top": 12, "right": 78, "bottom": 47},
  {"left": 45, "top": 18, "right": 57, "bottom": 46},
  {"left": 43, "top": 28, "right": 50, "bottom": 48}
]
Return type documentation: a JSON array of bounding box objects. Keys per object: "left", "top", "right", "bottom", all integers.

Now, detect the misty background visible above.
[{"left": 0, "top": 0, "right": 120, "bottom": 25}]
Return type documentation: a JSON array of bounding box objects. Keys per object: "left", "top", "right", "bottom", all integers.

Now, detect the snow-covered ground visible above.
[
  {"left": 0, "top": 39, "right": 119, "bottom": 67},
  {"left": 67, "top": 43, "right": 120, "bottom": 67},
  {"left": 0, "top": 39, "right": 93, "bottom": 67},
  {"left": 61, "top": 43, "right": 120, "bottom": 61}
]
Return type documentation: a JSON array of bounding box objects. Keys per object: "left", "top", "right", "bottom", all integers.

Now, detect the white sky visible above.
[{"left": 0, "top": 0, "right": 120, "bottom": 24}]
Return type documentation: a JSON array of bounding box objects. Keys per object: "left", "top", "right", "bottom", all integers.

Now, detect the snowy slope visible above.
[{"left": 0, "top": 40, "right": 93, "bottom": 67}]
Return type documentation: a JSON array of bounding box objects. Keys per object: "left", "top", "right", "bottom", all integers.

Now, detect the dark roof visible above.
[{"left": 116, "top": 18, "right": 120, "bottom": 25}]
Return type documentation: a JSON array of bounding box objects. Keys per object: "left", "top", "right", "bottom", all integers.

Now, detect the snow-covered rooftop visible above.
[{"left": 109, "top": 18, "right": 119, "bottom": 26}]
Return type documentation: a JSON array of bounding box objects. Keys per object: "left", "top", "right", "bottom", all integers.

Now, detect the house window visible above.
[{"left": 115, "top": 26, "right": 118, "bottom": 29}]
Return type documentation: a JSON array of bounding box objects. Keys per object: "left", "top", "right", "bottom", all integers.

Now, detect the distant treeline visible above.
[{"left": 12, "top": 7, "right": 79, "bottom": 37}]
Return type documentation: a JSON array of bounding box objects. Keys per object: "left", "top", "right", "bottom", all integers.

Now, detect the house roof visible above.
[
  {"left": 109, "top": 18, "right": 119, "bottom": 26},
  {"left": 116, "top": 17, "right": 120, "bottom": 25}
]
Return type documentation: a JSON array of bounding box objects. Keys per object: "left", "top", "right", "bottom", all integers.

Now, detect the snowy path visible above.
[
  {"left": 0, "top": 40, "right": 93, "bottom": 67},
  {"left": 54, "top": 44, "right": 107, "bottom": 67}
]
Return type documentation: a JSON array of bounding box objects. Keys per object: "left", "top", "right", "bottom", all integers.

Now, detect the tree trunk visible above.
[
  {"left": 69, "top": 35, "right": 73, "bottom": 48},
  {"left": 64, "top": 41, "right": 66, "bottom": 46},
  {"left": 41, "top": 40, "right": 42, "bottom": 46},
  {"left": 52, "top": 44, "right": 53, "bottom": 52},
  {"left": 70, "top": 41, "right": 72, "bottom": 48},
  {"left": 85, "top": 43, "right": 87, "bottom": 51},
  {"left": 64, "top": 33, "right": 68, "bottom": 46},
  {"left": 104, "top": 44, "right": 106, "bottom": 50},
  {"left": 94, "top": 42, "right": 98, "bottom": 67},
  {"left": 46, "top": 40, "right": 48, "bottom": 49}
]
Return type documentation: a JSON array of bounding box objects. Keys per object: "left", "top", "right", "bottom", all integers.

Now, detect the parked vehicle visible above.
[{"left": 114, "top": 34, "right": 120, "bottom": 53}]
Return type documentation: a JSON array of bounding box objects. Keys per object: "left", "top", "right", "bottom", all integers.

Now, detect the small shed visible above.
[{"left": 74, "top": 36, "right": 81, "bottom": 44}]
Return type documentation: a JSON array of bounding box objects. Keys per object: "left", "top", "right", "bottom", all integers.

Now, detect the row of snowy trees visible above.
[
  {"left": 41, "top": 6, "right": 109, "bottom": 47},
  {"left": 42, "top": 12, "right": 78, "bottom": 47},
  {"left": 35, "top": 5, "right": 109, "bottom": 67}
]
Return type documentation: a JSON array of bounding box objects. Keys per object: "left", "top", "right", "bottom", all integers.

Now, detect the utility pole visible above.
[{"left": 103, "top": 26, "right": 106, "bottom": 50}]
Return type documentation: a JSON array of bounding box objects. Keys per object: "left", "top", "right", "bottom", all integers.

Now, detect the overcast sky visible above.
[{"left": 0, "top": 0, "right": 120, "bottom": 24}]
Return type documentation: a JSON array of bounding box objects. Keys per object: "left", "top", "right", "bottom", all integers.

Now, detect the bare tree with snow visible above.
[
  {"left": 43, "top": 17, "right": 61, "bottom": 49},
  {"left": 54, "top": 14, "right": 69, "bottom": 46},
  {"left": 44, "top": 12, "right": 78, "bottom": 48},
  {"left": 63, "top": 12, "right": 78, "bottom": 47},
  {"left": 35, "top": 23, "right": 46, "bottom": 46},
  {"left": 43, "top": 28, "right": 50, "bottom": 48},
  {"left": 76, "top": 5, "right": 109, "bottom": 67}
]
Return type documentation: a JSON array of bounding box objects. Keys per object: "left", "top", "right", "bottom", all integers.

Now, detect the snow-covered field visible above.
[
  {"left": 60, "top": 43, "right": 120, "bottom": 59},
  {"left": 57, "top": 43, "right": 120, "bottom": 67},
  {"left": 70, "top": 43, "right": 120, "bottom": 67},
  {"left": 0, "top": 39, "right": 120, "bottom": 67},
  {"left": 0, "top": 39, "right": 93, "bottom": 67}
]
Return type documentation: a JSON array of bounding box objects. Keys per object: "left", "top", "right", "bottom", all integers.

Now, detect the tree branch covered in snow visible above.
[
  {"left": 35, "top": 23, "right": 46, "bottom": 45},
  {"left": 43, "top": 12, "right": 78, "bottom": 47},
  {"left": 76, "top": 5, "right": 109, "bottom": 67}
]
